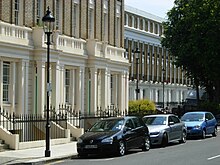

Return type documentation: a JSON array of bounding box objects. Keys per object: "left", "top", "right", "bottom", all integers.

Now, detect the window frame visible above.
[{"left": 3, "top": 62, "right": 10, "bottom": 102}]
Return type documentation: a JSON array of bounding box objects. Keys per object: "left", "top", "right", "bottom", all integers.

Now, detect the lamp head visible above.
[{"left": 42, "top": 6, "right": 55, "bottom": 33}]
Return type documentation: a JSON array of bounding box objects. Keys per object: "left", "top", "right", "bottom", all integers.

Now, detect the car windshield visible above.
[
  {"left": 143, "top": 116, "right": 167, "bottom": 125},
  {"left": 181, "top": 113, "right": 204, "bottom": 122},
  {"left": 89, "top": 119, "right": 124, "bottom": 132}
]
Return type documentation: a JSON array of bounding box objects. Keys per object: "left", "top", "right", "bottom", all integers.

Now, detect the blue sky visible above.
[{"left": 124, "top": 0, "right": 175, "bottom": 18}]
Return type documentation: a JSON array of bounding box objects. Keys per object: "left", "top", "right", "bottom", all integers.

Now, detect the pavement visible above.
[{"left": 0, "top": 141, "right": 78, "bottom": 165}]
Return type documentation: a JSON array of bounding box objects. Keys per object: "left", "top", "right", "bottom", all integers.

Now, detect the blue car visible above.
[{"left": 181, "top": 111, "right": 218, "bottom": 138}]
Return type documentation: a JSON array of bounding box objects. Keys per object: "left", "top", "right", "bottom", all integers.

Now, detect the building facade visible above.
[
  {"left": 124, "top": 6, "right": 190, "bottom": 108},
  {"left": 0, "top": 0, "right": 129, "bottom": 118}
]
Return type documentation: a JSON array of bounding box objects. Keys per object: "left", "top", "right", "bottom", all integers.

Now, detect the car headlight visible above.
[
  {"left": 194, "top": 125, "right": 201, "bottom": 129},
  {"left": 101, "top": 137, "right": 113, "bottom": 144},
  {"left": 77, "top": 138, "right": 83, "bottom": 143}
]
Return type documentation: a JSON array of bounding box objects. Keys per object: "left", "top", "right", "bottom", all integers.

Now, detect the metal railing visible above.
[{"left": 0, "top": 108, "right": 67, "bottom": 142}]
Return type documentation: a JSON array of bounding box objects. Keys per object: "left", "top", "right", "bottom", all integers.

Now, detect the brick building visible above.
[{"left": 0, "top": 0, "right": 128, "bottom": 120}]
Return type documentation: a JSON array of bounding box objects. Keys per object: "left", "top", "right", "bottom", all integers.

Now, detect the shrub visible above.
[{"left": 129, "top": 99, "right": 156, "bottom": 116}]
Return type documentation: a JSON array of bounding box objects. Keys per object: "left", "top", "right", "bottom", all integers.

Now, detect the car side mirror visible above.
[
  {"left": 124, "top": 127, "right": 132, "bottom": 132},
  {"left": 169, "top": 121, "right": 174, "bottom": 125}
]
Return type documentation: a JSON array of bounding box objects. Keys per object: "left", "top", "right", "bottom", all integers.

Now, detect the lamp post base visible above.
[{"left": 45, "top": 150, "right": 51, "bottom": 157}]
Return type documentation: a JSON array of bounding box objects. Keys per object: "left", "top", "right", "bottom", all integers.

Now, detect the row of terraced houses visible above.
[{"left": 0, "top": 0, "right": 190, "bottom": 150}]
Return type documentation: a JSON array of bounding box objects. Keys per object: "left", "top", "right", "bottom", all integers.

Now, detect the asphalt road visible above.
[{"left": 48, "top": 134, "right": 220, "bottom": 165}]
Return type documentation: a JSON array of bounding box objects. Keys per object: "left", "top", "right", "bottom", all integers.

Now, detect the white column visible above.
[
  {"left": 0, "top": 61, "right": 3, "bottom": 110},
  {"left": 118, "top": 72, "right": 125, "bottom": 112},
  {"left": 107, "top": 70, "right": 111, "bottom": 106},
  {"left": 10, "top": 62, "right": 16, "bottom": 113},
  {"left": 140, "top": 88, "right": 143, "bottom": 100},
  {"left": 76, "top": 67, "right": 84, "bottom": 113},
  {"left": 156, "top": 46, "right": 159, "bottom": 81},
  {"left": 155, "top": 89, "right": 158, "bottom": 102},
  {"left": 142, "top": 42, "right": 145, "bottom": 79},
  {"left": 148, "top": 20, "right": 150, "bottom": 32},
  {"left": 60, "top": 65, "right": 65, "bottom": 104},
  {"left": 131, "top": 40, "right": 134, "bottom": 77},
  {"left": 137, "top": 17, "right": 140, "bottom": 29},
  {"left": 101, "top": 68, "right": 108, "bottom": 110},
  {"left": 81, "top": 68, "right": 85, "bottom": 113},
  {"left": 147, "top": 44, "right": 150, "bottom": 81},
  {"left": 17, "top": 60, "right": 28, "bottom": 114},
  {"left": 143, "top": 19, "right": 145, "bottom": 31},
  {"left": 70, "top": 69, "right": 75, "bottom": 110},
  {"left": 132, "top": 16, "right": 134, "bottom": 27},
  {"left": 152, "top": 45, "right": 155, "bottom": 80},
  {"left": 36, "top": 61, "right": 45, "bottom": 114},
  {"left": 125, "top": 14, "right": 128, "bottom": 26},
  {"left": 90, "top": 68, "right": 98, "bottom": 114},
  {"left": 125, "top": 71, "right": 129, "bottom": 113},
  {"left": 153, "top": 22, "right": 155, "bottom": 34},
  {"left": 112, "top": 74, "right": 117, "bottom": 107},
  {"left": 157, "top": 24, "right": 160, "bottom": 35},
  {"left": 25, "top": 62, "right": 29, "bottom": 113}
]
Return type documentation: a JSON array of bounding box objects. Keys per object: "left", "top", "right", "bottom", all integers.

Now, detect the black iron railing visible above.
[{"left": 0, "top": 108, "right": 67, "bottom": 142}]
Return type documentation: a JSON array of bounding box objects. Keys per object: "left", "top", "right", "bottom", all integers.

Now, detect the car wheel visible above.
[
  {"left": 212, "top": 127, "right": 218, "bottom": 137},
  {"left": 142, "top": 136, "right": 150, "bottom": 151},
  {"left": 201, "top": 129, "right": 206, "bottom": 139},
  {"left": 161, "top": 133, "right": 168, "bottom": 147},
  {"left": 179, "top": 131, "right": 187, "bottom": 143},
  {"left": 117, "top": 140, "right": 126, "bottom": 156}
]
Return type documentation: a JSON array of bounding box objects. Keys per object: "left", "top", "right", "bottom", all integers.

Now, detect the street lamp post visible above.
[
  {"left": 162, "top": 68, "right": 165, "bottom": 109},
  {"left": 135, "top": 48, "right": 140, "bottom": 100},
  {"left": 42, "top": 7, "right": 55, "bottom": 157}
]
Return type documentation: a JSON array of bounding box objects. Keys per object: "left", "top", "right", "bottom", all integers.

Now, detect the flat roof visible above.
[{"left": 125, "top": 5, "right": 166, "bottom": 23}]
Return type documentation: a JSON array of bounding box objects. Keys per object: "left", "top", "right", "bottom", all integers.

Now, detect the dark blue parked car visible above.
[{"left": 181, "top": 111, "right": 218, "bottom": 138}]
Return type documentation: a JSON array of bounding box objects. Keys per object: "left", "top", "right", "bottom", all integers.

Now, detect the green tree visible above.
[{"left": 161, "top": 0, "right": 220, "bottom": 103}]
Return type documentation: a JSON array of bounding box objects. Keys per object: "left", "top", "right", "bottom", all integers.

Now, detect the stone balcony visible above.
[{"left": 0, "top": 21, "right": 128, "bottom": 64}]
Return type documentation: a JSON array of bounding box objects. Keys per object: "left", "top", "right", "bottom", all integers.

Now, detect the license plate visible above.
[{"left": 85, "top": 145, "right": 97, "bottom": 149}]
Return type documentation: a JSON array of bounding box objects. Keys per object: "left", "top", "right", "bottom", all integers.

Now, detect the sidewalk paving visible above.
[{"left": 0, "top": 141, "right": 78, "bottom": 165}]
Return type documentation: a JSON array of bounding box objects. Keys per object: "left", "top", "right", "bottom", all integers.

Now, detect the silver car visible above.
[{"left": 143, "top": 114, "right": 187, "bottom": 147}]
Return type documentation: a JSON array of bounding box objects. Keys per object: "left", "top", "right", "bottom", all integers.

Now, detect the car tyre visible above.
[
  {"left": 117, "top": 140, "right": 126, "bottom": 156},
  {"left": 142, "top": 136, "right": 150, "bottom": 151},
  {"left": 161, "top": 133, "right": 168, "bottom": 147},
  {"left": 179, "top": 131, "right": 187, "bottom": 143},
  {"left": 201, "top": 129, "right": 206, "bottom": 139},
  {"left": 212, "top": 127, "right": 218, "bottom": 137}
]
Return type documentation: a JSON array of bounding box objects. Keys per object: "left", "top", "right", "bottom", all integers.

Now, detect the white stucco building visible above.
[{"left": 124, "top": 6, "right": 190, "bottom": 107}]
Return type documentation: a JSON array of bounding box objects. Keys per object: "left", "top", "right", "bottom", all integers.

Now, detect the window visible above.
[
  {"left": 132, "top": 117, "right": 142, "bottom": 128},
  {"left": 171, "top": 116, "right": 180, "bottom": 124},
  {"left": 103, "top": 0, "right": 108, "bottom": 41},
  {"left": 55, "top": 0, "right": 62, "bottom": 30},
  {"left": 14, "top": 0, "right": 19, "bottom": 25},
  {"left": 88, "top": 8, "right": 94, "bottom": 39},
  {"left": 65, "top": 69, "right": 70, "bottom": 103},
  {"left": 115, "top": 17, "right": 120, "bottom": 46},
  {"left": 72, "top": 3, "right": 79, "bottom": 37},
  {"left": 125, "top": 119, "right": 134, "bottom": 129},
  {"left": 205, "top": 113, "right": 214, "bottom": 120},
  {"left": 36, "top": 0, "right": 42, "bottom": 25},
  {"left": 3, "top": 62, "right": 10, "bottom": 102}
]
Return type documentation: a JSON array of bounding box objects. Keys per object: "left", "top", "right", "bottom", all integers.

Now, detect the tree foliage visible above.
[{"left": 161, "top": 0, "right": 220, "bottom": 103}]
